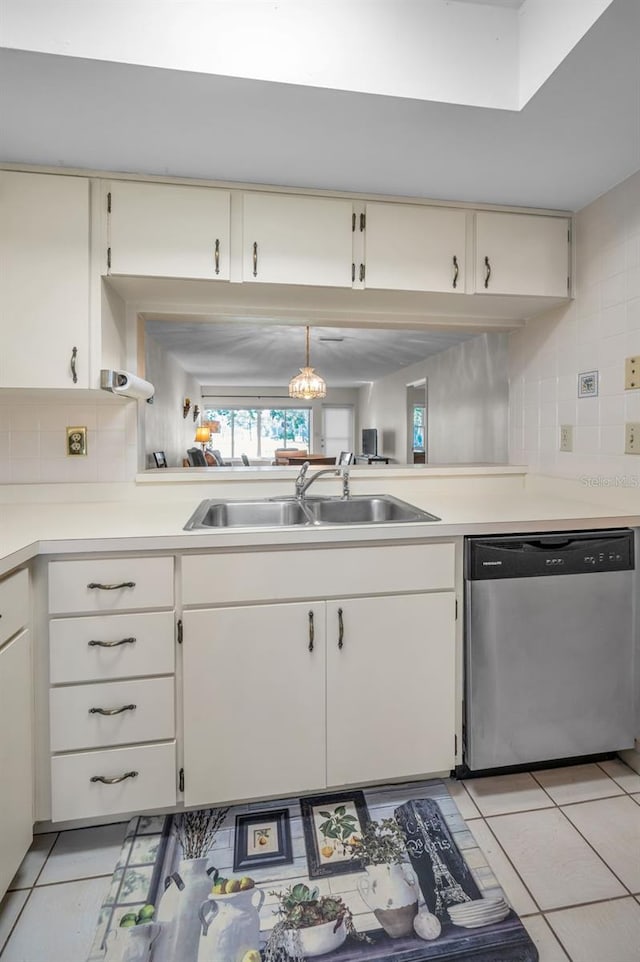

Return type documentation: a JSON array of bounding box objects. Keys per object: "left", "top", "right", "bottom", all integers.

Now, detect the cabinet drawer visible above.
[
  {"left": 0, "top": 568, "right": 29, "bottom": 647},
  {"left": 51, "top": 741, "right": 176, "bottom": 822},
  {"left": 183, "top": 542, "right": 455, "bottom": 605},
  {"left": 49, "top": 557, "right": 174, "bottom": 614},
  {"left": 50, "top": 611, "right": 175, "bottom": 684},
  {"left": 50, "top": 676, "right": 175, "bottom": 752}
]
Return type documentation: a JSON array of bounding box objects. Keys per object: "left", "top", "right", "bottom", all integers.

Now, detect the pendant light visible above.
[{"left": 288, "top": 326, "right": 327, "bottom": 399}]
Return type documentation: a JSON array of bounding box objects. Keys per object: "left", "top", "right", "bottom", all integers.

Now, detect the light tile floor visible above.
[{"left": 0, "top": 760, "right": 639, "bottom": 962}]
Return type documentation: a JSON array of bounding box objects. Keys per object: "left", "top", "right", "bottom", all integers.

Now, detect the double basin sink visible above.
[{"left": 184, "top": 495, "right": 440, "bottom": 529}]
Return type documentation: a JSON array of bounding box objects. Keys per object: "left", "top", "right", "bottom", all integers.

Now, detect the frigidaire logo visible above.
[{"left": 482, "top": 561, "right": 503, "bottom": 566}]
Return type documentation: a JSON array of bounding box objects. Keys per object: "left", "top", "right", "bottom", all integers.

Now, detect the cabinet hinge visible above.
[
  {"left": 359, "top": 212, "right": 366, "bottom": 232},
  {"left": 454, "top": 734, "right": 458, "bottom": 755},
  {"left": 352, "top": 212, "right": 356, "bottom": 232},
  {"left": 455, "top": 598, "right": 458, "bottom": 620},
  {"left": 177, "top": 619, "right": 183, "bottom": 644},
  {"left": 107, "top": 191, "right": 111, "bottom": 214},
  {"left": 359, "top": 263, "right": 365, "bottom": 283},
  {"left": 179, "top": 768, "right": 184, "bottom": 793},
  {"left": 567, "top": 275, "right": 571, "bottom": 292},
  {"left": 107, "top": 247, "right": 111, "bottom": 270},
  {"left": 351, "top": 262, "right": 355, "bottom": 283}
]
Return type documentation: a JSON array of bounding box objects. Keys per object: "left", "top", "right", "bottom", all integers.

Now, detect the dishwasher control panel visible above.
[{"left": 466, "top": 529, "right": 634, "bottom": 580}]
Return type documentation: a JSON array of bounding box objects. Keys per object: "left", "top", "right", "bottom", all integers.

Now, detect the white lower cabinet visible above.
[
  {"left": 46, "top": 557, "right": 177, "bottom": 822},
  {"left": 51, "top": 742, "right": 176, "bottom": 823},
  {"left": 182, "top": 588, "right": 456, "bottom": 806},
  {"left": 0, "top": 628, "right": 33, "bottom": 897},
  {"left": 182, "top": 603, "right": 327, "bottom": 807},
  {"left": 326, "top": 594, "right": 456, "bottom": 786}
]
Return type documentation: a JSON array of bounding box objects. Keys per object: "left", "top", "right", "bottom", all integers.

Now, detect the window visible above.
[
  {"left": 204, "top": 407, "right": 311, "bottom": 460},
  {"left": 412, "top": 404, "right": 425, "bottom": 451}
]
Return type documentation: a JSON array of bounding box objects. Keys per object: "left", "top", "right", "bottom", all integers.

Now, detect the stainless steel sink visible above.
[
  {"left": 184, "top": 495, "right": 440, "bottom": 529},
  {"left": 303, "top": 495, "right": 440, "bottom": 524},
  {"left": 185, "top": 499, "right": 310, "bottom": 529}
]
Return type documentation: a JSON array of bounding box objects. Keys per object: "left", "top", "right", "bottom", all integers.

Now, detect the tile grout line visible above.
[
  {"left": 470, "top": 816, "right": 543, "bottom": 918},
  {"left": 31, "top": 832, "right": 60, "bottom": 889},
  {"left": 555, "top": 803, "right": 636, "bottom": 899},
  {"left": 596, "top": 759, "right": 639, "bottom": 796},
  {"left": 0, "top": 889, "right": 33, "bottom": 959}
]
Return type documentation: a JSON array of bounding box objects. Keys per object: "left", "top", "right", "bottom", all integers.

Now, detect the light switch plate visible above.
[
  {"left": 624, "top": 423, "right": 640, "bottom": 455},
  {"left": 560, "top": 424, "right": 573, "bottom": 452},
  {"left": 66, "top": 426, "right": 87, "bottom": 456},
  {"left": 625, "top": 357, "right": 639, "bottom": 390}
]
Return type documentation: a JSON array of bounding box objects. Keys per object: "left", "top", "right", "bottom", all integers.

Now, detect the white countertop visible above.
[{"left": 1, "top": 468, "right": 638, "bottom": 576}]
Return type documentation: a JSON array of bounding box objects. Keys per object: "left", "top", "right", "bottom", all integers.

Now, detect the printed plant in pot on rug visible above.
[{"left": 88, "top": 779, "right": 538, "bottom": 962}]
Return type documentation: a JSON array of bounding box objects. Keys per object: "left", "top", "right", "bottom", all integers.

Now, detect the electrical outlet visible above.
[
  {"left": 560, "top": 424, "right": 573, "bottom": 452},
  {"left": 624, "top": 423, "right": 640, "bottom": 455},
  {"left": 66, "top": 426, "right": 87, "bottom": 456},
  {"left": 625, "top": 357, "right": 639, "bottom": 390}
]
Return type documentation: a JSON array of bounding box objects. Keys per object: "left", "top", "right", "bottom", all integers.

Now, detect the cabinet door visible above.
[
  {"left": 364, "top": 203, "right": 467, "bottom": 293},
  {"left": 475, "top": 212, "right": 570, "bottom": 297},
  {"left": 326, "top": 593, "right": 456, "bottom": 787},
  {"left": 108, "top": 181, "right": 231, "bottom": 279},
  {"left": 0, "top": 172, "right": 90, "bottom": 388},
  {"left": 242, "top": 192, "right": 353, "bottom": 287},
  {"left": 183, "top": 603, "right": 326, "bottom": 806},
  {"left": 0, "top": 630, "right": 33, "bottom": 898}
]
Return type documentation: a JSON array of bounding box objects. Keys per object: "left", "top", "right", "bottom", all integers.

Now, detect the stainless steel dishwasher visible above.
[{"left": 464, "top": 529, "right": 635, "bottom": 772}]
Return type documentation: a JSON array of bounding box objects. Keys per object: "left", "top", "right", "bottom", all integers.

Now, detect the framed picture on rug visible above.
[
  {"left": 300, "top": 790, "right": 371, "bottom": 878},
  {"left": 233, "top": 808, "right": 293, "bottom": 872}
]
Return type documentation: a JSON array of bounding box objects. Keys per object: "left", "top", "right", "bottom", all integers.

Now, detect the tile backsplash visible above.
[
  {"left": 509, "top": 167, "right": 640, "bottom": 482},
  {"left": 0, "top": 397, "right": 138, "bottom": 484}
]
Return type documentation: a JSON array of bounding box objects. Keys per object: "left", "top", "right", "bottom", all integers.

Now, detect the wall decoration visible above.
[
  {"left": 233, "top": 808, "right": 293, "bottom": 872},
  {"left": 182, "top": 397, "right": 191, "bottom": 418},
  {"left": 300, "top": 790, "right": 371, "bottom": 878},
  {"left": 578, "top": 370, "right": 598, "bottom": 397}
]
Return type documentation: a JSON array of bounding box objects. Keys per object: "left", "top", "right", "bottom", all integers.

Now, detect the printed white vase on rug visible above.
[
  {"left": 154, "top": 857, "right": 214, "bottom": 962},
  {"left": 197, "top": 887, "right": 265, "bottom": 962},
  {"left": 357, "top": 862, "right": 419, "bottom": 938}
]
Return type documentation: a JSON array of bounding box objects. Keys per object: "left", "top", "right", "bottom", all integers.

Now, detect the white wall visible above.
[
  {"left": 359, "top": 333, "right": 509, "bottom": 464},
  {"left": 509, "top": 168, "right": 640, "bottom": 482},
  {"left": 144, "top": 332, "right": 202, "bottom": 468},
  {"left": 0, "top": 393, "right": 138, "bottom": 484}
]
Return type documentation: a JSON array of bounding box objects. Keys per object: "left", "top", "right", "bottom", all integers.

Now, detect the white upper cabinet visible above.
[
  {"left": 364, "top": 202, "right": 467, "bottom": 293},
  {"left": 242, "top": 192, "right": 354, "bottom": 287},
  {"left": 474, "top": 211, "right": 570, "bottom": 297},
  {"left": 0, "top": 171, "right": 90, "bottom": 389},
  {"left": 107, "top": 181, "right": 231, "bottom": 279}
]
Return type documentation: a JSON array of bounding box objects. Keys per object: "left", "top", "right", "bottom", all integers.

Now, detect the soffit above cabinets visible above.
[{"left": 112, "top": 275, "right": 553, "bottom": 329}]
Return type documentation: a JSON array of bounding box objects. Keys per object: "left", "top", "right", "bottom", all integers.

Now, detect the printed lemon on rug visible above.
[{"left": 88, "top": 779, "right": 538, "bottom": 962}]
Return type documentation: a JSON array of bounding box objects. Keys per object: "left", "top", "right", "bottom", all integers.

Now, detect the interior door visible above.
[{"left": 321, "top": 406, "right": 354, "bottom": 461}]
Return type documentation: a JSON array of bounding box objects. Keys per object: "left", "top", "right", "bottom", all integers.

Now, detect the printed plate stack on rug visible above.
[{"left": 87, "top": 778, "right": 538, "bottom": 962}]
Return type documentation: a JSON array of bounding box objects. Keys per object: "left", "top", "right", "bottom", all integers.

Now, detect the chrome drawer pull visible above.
[
  {"left": 88, "top": 637, "right": 136, "bottom": 648},
  {"left": 89, "top": 704, "right": 136, "bottom": 716},
  {"left": 90, "top": 771, "right": 138, "bottom": 784},
  {"left": 87, "top": 581, "right": 135, "bottom": 590}
]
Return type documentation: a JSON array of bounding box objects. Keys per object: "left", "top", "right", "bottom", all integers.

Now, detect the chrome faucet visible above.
[{"left": 295, "top": 462, "right": 351, "bottom": 500}]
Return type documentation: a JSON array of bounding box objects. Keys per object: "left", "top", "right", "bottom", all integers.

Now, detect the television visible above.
[{"left": 361, "top": 428, "right": 378, "bottom": 457}]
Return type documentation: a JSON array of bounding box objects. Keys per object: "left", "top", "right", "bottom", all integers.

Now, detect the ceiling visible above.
[
  {"left": 145, "top": 321, "right": 477, "bottom": 388},
  {"left": 1, "top": 0, "right": 638, "bottom": 211}
]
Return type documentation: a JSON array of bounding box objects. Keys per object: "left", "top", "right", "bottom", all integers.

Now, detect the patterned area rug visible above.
[{"left": 87, "top": 778, "right": 538, "bottom": 962}]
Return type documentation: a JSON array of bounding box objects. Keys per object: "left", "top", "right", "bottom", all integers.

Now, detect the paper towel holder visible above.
[{"left": 100, "top": 369, "right": 155, "bottom": 403}]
